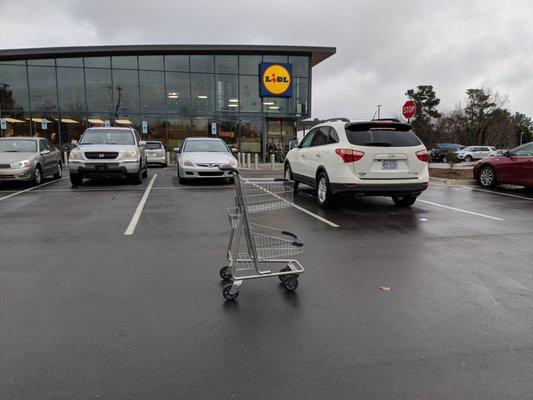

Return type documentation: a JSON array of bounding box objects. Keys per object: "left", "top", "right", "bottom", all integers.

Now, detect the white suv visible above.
[
  {"left": 457, "top": 146, "right": 499, "bottom": 162},
  {"left": 284, "top": 119, "right": 429, "bottom": 207}
]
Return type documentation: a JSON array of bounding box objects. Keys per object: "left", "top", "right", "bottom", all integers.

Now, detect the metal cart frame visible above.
[{"left": 218, "top": 166, "right": 305, "bottom": 300}]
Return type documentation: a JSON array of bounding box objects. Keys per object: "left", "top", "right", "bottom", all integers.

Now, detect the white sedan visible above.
[
  {"left": 177, "top": 137, "right": 238, "bottom": 184},
  {"left": 457, "top": 146, "right": 500, "bottom": 162}
]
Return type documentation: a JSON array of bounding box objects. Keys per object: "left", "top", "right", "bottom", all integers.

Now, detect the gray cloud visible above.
[{"left": 1, "top": 0, "right": 532, "bottom": 119}]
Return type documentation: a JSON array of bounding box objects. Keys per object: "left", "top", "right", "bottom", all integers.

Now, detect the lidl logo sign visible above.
[{"left": 259, "top": 62, "right": 293, "bottom": 98}]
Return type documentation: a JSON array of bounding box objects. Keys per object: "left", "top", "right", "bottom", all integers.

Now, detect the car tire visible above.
[
  {"left": 162, "top": 163, "right": 167, "bottom": 168},
  {"left": 31, "top": 165, "right": 42, "bottom": 186},
  {"left": 131, "top": 167, "right": 143, "bottom": 184},
  {"left": 53, "top": 161, "right": 63, "bottom": 179},
  {"left": 70, "top": 173, "right": 83, "bottom": 187},
  {"left": 316, "top": 171, "right": 333, "bottom": 208},
  {"left": 392, "top": 194, "right": 417, "bottom": 207},
  {"left": 177, "top": 167, "right": 186, "bottom": 185},
  {"left": 465, "top": 155, "right": 473, "bottom": 162},
  {"left": 478, "top": 165, "right": 497, "bottom": 188},
  {"left": 284, "top": 163, "right": 299, "bottom": 193}
]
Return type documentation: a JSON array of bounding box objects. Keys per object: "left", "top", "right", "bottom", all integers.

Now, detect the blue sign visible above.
[{"left": 259, "top": 62, "right": 293, "bottom": 98}]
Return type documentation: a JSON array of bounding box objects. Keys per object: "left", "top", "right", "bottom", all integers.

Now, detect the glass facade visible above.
[{"left": 0, "top": 53, "right": 311, "bottom": 158}]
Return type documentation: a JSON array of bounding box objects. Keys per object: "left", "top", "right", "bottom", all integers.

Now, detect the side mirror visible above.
[
  {"left": 503, "top": 150, "right": 511, "bottom": 158},
  {"left": 231, "top": 148, "right": 238, "bottom": 154},
  {"left": 71, "top": 140, "right": 78, "bottom": 147},
  {"left": 40, "top": 149, "right": 51, "bottom": 155},
  {"left": 139, "top": 141, "right": 146, "bottom": 147},
  {"left": 289, "top": 140, "right": 299, "bottom": 150},
  {"left": 173, "top": 147, "right": 180, "bottom": 153}
]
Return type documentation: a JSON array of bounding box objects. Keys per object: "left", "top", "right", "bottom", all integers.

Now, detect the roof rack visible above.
[{"left": 322, "top": 117, "right": 351, "bottom": 123}]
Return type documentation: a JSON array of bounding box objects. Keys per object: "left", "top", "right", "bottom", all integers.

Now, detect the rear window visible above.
[
  {"left": 146, "top": 142, "right": 162, "bottom": 150},
  {"left": 345, "top": 123, "right": 422, "bottom": 147}
]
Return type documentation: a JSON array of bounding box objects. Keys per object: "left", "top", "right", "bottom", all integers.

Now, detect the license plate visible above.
[
  {"left": 95, "top": 164, "right": 108, "bottom": 171},
  {"left": 382, "top": 160, "right": 398, "bottom": 169}
]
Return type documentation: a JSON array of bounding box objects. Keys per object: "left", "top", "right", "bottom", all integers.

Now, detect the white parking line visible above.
[
  {"left": 461, "top": 186, "right": 533, "bottom": 201},
  {"left": 417, "top": 199, "right": 504, "bottom": 221},
  {"left": 292, "top": 203, "right": 340, "bottom": 228},
  {"left": 0, "top": 178, "right": 67, "bottom": 201},
  {"left": 124, "top": 174, "right": 158, "bottom": 235}
]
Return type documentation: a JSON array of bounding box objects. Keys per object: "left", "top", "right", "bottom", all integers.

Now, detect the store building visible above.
[{"left": 0, "top": 45, "right": 335, "bottom": 160}]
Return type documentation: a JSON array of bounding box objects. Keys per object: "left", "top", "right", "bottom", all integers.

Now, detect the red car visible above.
[{"left": 473, "top": 142, "right": 533, "bottom": 188}]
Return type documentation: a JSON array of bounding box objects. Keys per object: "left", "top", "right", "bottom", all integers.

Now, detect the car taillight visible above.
[
  {"left": 335, "top": 148, "right": 364, "bottom": 163},
  {"left": 416, "top": 150, "right": 428, "bottom": 162}
]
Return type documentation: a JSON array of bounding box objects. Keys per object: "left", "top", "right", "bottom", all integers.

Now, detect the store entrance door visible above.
[{"left": 266, "top": 119, "right": 295, "bottom": 162}]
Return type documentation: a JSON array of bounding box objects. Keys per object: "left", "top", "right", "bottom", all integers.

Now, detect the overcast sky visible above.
[{"left": 1, "top": 0, "right": 532, "bottom": 120}]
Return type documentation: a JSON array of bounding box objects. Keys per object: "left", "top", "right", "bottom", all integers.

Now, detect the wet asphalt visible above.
[{"left": 0, "top": 168, "right": 532, "bottom": 399}]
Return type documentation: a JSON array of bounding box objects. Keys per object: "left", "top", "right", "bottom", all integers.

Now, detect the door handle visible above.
[
  {"left": 316, "top": 153, "right": 322, "bottom": 157},
  {"left": 300, "top": 154, "right": 306, "bottom": 158}
]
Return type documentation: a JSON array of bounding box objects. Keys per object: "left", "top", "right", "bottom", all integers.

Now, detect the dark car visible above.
[
  {"left": 473, "top": 142, "right": 533, "bottom": 188},
  {"left": 430, "top": 143, "right": 464, "bottom": 163}
]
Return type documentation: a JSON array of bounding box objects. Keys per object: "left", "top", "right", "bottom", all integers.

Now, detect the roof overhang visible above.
[{"left": 0, "top": 44, "right": 336, "bottom": 67}]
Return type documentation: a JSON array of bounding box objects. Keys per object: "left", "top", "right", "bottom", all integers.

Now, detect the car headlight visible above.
[
  {"left": 10, "top": 159, "right": 31, "bottom": 168},
  {"left": 228, "top": 157, "right": 238, "bottom": 167},
  {"left": 69, "top": 149, "right": 82, "bottom": 160},
  {"left": 122, "top": 149, "right": 140, "bottom": 161},
  {"left": 181, "top": 158, "right": 194, "bottom": 167}
]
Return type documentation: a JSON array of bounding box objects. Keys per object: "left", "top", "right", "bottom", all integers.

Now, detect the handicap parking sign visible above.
[{"left": 0, "top": 119, "right": 6, "bottom": 130}]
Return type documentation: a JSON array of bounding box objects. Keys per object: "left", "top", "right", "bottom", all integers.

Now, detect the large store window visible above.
[
  {"left": 168, "top": 116, "right": 190, "bottom": 150},
  {"left": 191, "top": 74, "right": 214, "bottom": 113},
  {"left": 215, "top": 55, "right": 237, "bottom": 74},
  {"left": 0, "top": 112, "right": 30, "bottom": 137},
  {"left": 217, "top": 117, "right": 239, "bottom": 148},
  {"left": 139, "top": 56, "right": 164, "bottom": 71},
  {"left": 31, "top": 114, "right": 60, "bottom": 145},
  {"left": 216, "top": 74, "right": 238, "bottom": 112},
  {"left": 56, "top": 58, "right": 83, "bottom": 67},
  {"left": 239, "top": 55, "right": 262, "bottom": 75},
  {"left": 85, "top": 68, "right": 113, "bottom": 112},
  {"left": 165, "top": 56, "right": 189, "bottom": 72},
  {"left": 28, "top": 59, "right": 55, "bottom": 67},
  {"left": 191, "top": 117, "right": 210, "bottom": 137},
  {"left": 112, "top": 69, "right": 140, "bottom": 114},
  {"left": 239, "top": 117, "right": 262, "bottom": 154},
  {"left": 0, "top": 64, "right": 30, "bottom": 112},
  {"left": 140, "top": 70, "right": 165, "bottom": 113},
  {"left": 57, "top": 67, "right": 86, "bottom": 113},
  {"left": 263, "top": 55, "right": 288, "bottom": 63},
  {"left": 85, "top": 113, "right": 114, "bottom": 128},
  {"left": 263, "top": 97, "right": 287, "bottom": 114},
  {"left": 289, "top": 56, "right": 309, "bottom": 77},
  {"left": 190, "top": 55, "right": 214, "bottom": 73},
  {"left": 28, "top": 66, "right": 58, "bottom": 113},
  {"left": 84, "top": 57, "right": 111, "bottom": 68},
  {"left": 239, "top": 75, "right": 261, "bottom": 112},
  {"left": 59, "top": 113, "right": 85, "bottom": 150},
  {"left": 166, "top": 72, "right": 190, "bottom": 114},
  {"left": 142, "top": 114, "right": 166, "bottom": 144},
  {"left": 112, "top": 56, "right": 137, "bottom": 69},
  {"left": 289, "top": 77, "right": 309, "bottom": 116}
]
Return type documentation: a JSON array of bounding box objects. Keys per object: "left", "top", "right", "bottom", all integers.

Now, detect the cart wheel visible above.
[
  {"left": 282, "top": 275, "right": 298, "bottom": 291},
  {"left": 223, "top": 285, "right": 239, "bottom": 301},
  {"left": 278, "top": 265, "right": 292, "bottom": 281},
  {"left": 219, "top": 266, "right": 232, "bottom": 281}
]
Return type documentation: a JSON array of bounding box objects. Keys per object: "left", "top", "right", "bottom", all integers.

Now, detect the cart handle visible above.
[
  {"left": 281, "top": 230, "right": 304, "bottom": 247},
  {"left": 218, "top": 164, "right": 240, "bottom": 175}
]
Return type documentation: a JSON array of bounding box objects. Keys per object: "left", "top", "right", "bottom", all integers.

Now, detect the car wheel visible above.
[
  {"left": 465, "top": 155, "right": 473, "bottom": 162},
  {"left": 53, "top": 161, "right": 63, "bottom": 179},
  {"left": 32, "top": 166, "right": 42, "bottom": 186},
  {"left": 392, "top": 194, "right": 417, "bottom": 207},
  {"left": 478, "top": 165, "right": 497, "bottom": 188},
  {"left": 316, "top": 171, "right": 333, "bottom": 208},
  {"left": 70, "top": 173, "right": 83, "bottom": 187},
  {"left": 162, "top": 163, "right": 167, "bottom": 168},
  {"left": 131, "top": 167, "right": 143, "bottom": 184},
  {"left": 284, "top": 163, "right": 299, "bottom": 193},
  {"left": 177, "top": 167, "right": 186, "bottom": 185}
]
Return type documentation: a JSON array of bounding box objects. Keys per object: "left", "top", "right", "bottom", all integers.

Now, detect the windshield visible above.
[
  {"left": 345, "top": 125, "right": 422, "bottom": 147},
  {"left": 183, "top": 140, "right": 229, "bottom": 153},
  {"left": 80, "top": 130, "right": 135, "bottom": 145},
  {"left": 146, "top": 142, "right": 162, "bottom": 150},
  {"left": 0, "top": 139, "right": 37, "bottom": 153}
]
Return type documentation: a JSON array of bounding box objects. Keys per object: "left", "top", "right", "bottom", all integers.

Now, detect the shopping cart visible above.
[{"left": 218, "top": 165, "right": 305, "bottom": 300}]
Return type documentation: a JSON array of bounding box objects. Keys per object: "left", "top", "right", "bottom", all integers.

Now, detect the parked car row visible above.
[{"left": 430, "top": 143, "right": 504, "bottom": 163}]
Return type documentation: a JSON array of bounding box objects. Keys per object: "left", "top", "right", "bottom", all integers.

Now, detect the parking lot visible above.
[{"left": 1, "top": 167, "right": 532, "bottom": 399}]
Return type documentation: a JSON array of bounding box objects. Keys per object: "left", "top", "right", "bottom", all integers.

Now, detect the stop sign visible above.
[{"left": 402, "top": 100, "right": 416, "bottom": 119}]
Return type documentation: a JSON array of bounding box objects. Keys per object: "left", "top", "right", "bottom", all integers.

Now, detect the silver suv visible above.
[{"left": 68, "top": 127, "right": 148, "bottom": 187}]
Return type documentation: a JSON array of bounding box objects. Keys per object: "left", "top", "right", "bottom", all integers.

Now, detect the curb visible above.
[{"left": 430, "top": 177, "right": 476, "bottom": 186}]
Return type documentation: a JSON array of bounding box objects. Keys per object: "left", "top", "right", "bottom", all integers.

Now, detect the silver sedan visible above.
[
  {"left": 0, "top": 137, "right": 63, "bottom": 186},
  {"left": 177, "top": 137, "right": 238, "bottom": 184}
]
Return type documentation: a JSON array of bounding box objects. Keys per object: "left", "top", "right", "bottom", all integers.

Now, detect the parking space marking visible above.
[
  {"left": 124, "top": 174, "right": 158, "bottom": 236},
  {"left": 0, "top": 178, "right": 68, "bottom": 202},
  {"left": 417, "top": 199, "right": 504, "bottom": 221},
  {"left": 461, "top": 186, "right": 533, "bottom": 202}
]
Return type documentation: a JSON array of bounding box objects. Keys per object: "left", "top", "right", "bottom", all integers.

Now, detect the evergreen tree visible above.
[{"left": 405, "top": 85, "right": 441, "bottom": 146}]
